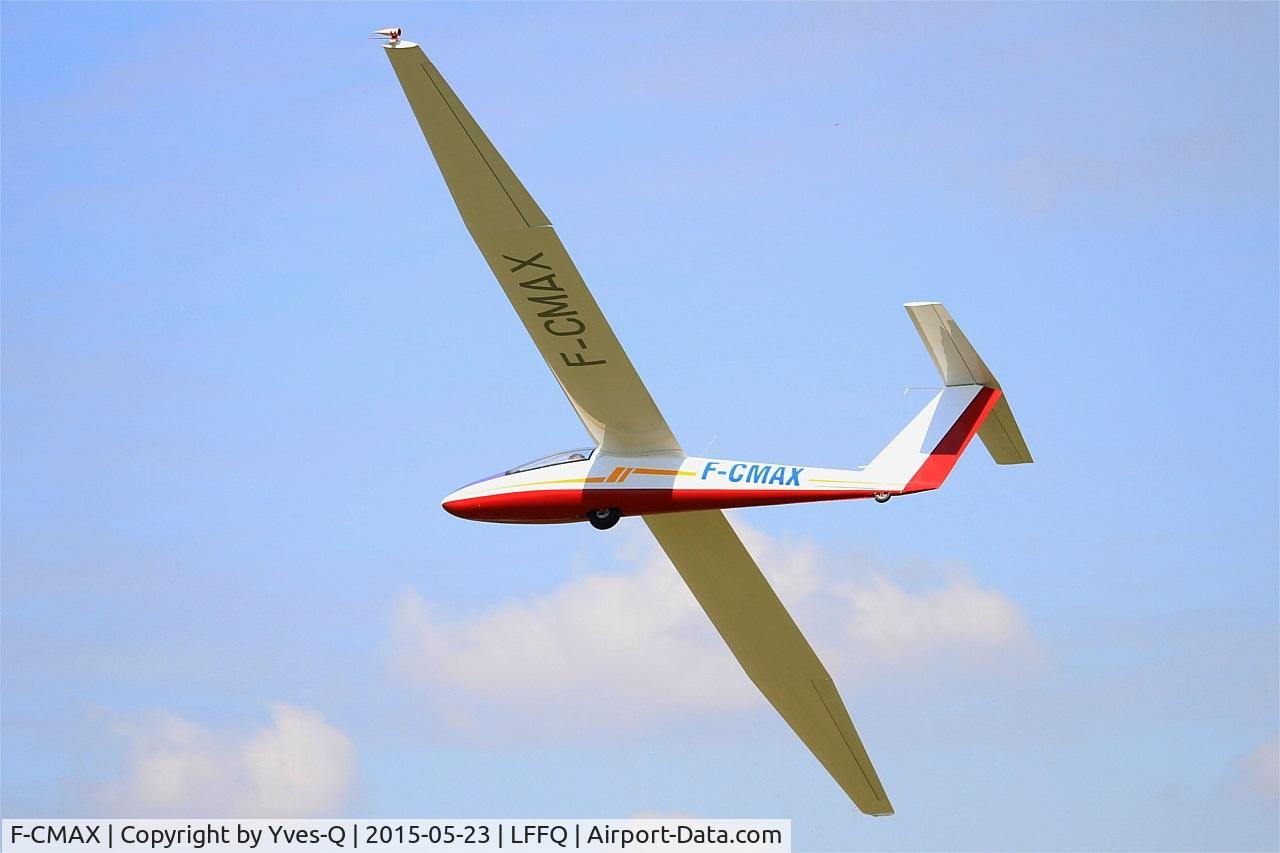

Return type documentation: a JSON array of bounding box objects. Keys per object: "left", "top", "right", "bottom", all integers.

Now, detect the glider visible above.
[{"left": 378, "top": 29, "right": 1032, "bottom": 816}]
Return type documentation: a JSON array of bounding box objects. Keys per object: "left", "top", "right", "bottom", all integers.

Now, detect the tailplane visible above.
[{"left": 905, "top": 302, "right": 1033, "bottom": 465}]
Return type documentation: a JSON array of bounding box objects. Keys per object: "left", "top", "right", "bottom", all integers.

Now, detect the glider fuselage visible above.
[
  {"left": 443, "top": 453, "right": 882, "bottom": 523},
  {"left": 444, "top": 384, "right": 1000, "bottom": 524}
]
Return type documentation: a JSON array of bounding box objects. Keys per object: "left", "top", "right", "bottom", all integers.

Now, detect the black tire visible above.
[
  {"left": 587, "top": 508, "right": 621, "bottom": 530},
  {"left": 873, "top": 492, "right": 892, "bottom": 504}
]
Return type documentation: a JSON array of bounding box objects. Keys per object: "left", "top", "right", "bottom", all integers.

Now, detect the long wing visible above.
[
  {"left": 645, "top": 510, "right": 894, "bottom": 815},
  {"left": 383, "top": 40, "right": 682, "bottom": 455}
]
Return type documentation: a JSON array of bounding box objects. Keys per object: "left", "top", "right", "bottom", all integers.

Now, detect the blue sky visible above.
[{"left": 3, "top": 2, "right": 1277, "bottom": 849}]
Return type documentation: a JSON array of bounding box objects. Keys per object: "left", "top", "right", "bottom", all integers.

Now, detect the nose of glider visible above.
[
  {"left": 442, "top": 487, "right": 475, "bottom": 519},
  {"left": 442, "top": 473, "right": 502, "bottom": 520}
]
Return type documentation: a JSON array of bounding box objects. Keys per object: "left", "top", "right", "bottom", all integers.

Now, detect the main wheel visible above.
[
  {"left": 873, "top": 492, "right": 892, "bottom": 504},
  {"left": 587, "top": 507, "right": 621, "bottom": 530}
]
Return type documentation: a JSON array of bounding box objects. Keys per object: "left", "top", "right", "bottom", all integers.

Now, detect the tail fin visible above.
[
  {"left": 905, "top": 302, "right": 1033, "bottom": 465},
  {"left": 860, "top": 304, "right": 1031, "bottom": 494}
]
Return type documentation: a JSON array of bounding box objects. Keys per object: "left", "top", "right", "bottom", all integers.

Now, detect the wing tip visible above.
[
  {"left": 851, "top": 791, "right": 894, "bottom": 815},
  {"left": 852, "top": 792, "right": 895, "bottom": 817}
]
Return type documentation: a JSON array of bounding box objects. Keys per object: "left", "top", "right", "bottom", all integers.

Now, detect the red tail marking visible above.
[{"left": 902, "top": 387, "right": 1002, "bottom": 493}]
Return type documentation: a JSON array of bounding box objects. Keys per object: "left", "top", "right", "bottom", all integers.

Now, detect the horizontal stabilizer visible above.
[{"left": 904, "top": 303, "right": 1032, "bottom": 465}]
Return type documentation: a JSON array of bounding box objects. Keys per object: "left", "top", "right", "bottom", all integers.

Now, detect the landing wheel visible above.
[
  {"left": 873, "top": 492, "right": 892, "bottom": 504},
  {"left": 587, "top": 507, "right": 622, "bottom": 530}
]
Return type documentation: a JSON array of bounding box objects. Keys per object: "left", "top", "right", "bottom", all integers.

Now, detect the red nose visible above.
[
  {"left": 441, "top": 497, "right": 473, "bottom": 519},
  {"left": 440, "top": 490, "right": 588, "bottom": 524}
]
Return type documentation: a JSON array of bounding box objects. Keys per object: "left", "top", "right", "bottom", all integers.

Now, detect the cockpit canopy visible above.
[{"left": 504, "top": 447, "right": 595, "bottom": 475}]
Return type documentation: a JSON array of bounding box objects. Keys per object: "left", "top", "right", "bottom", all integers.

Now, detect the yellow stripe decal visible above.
[
  {"left": 480, "top": 477, "right": 594, "bottom": 493},
  {"left": 483, "top": 468, "right": 698, "bottom": 494}
]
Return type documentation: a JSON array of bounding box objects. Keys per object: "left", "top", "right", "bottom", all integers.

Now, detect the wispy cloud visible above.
[
  {"left": 1231, "top": 733, "right": 1280, "bottom": 806},
  {"left": 93, "top": 703, "right": 356, "bottom": 816},
  {"left": 390, "top": 520, "right": 1036, "bottom": 734}
]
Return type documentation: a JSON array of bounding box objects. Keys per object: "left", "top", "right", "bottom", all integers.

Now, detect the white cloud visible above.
[
  {"left": 1232, "top": 734, "right": 1280, "bottom": 805},
  {"left": 95, "top": 703, "right": 356, "bottom": 816},
  {"left": 837, "top": 574, "right": 1028, "bottom": 664},
  {"left": 391, "top": 521, "right": 1035, "bottom": 731}
]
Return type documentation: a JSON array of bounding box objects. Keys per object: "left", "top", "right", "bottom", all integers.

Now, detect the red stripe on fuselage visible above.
[
  {"left": 902, "top": 386, "right": 1001, "bottom": 494},
  {"left": 442, "top": 486, "right": 880, "bottom": 524}
]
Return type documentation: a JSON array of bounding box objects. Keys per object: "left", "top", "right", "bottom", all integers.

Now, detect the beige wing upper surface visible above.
[
  {"left": 384, "top": 42, "right": 681, "bottom": 455},
  {"left": 644, "top": 510, "right": 894, "bottom": 815}
]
